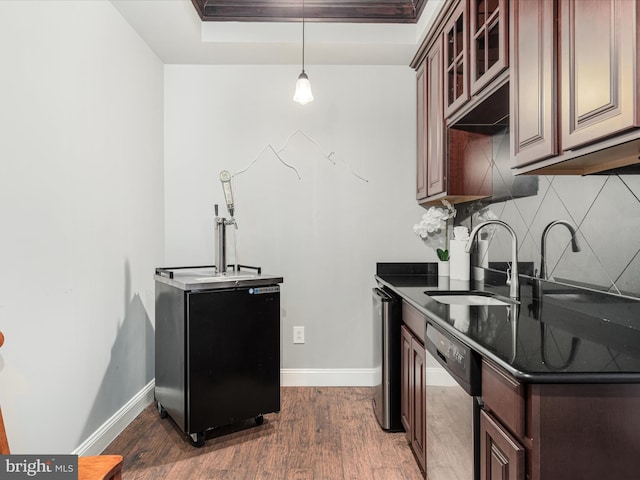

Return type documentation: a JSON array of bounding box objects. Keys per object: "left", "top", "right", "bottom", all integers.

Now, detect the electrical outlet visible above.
[{"left": 293, "top": 326, "right": 305, "bottom": 344}]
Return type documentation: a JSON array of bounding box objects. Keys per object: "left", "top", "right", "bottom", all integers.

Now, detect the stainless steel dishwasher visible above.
[
  {"left": 154, "top": 265, "right": 283, "bottom": 447},
  {"left": 372, "top": 287, "right": 403, "bottom": 431},
  {"left": 424, "top": 320, "right": 481, "bottom": 480}
]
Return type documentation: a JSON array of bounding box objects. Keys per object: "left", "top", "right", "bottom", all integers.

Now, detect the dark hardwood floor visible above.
[{"left": 103, "top": 387, "right": 423, "bottom": 480}]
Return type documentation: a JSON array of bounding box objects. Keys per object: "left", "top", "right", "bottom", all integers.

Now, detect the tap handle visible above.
[
  {"left": 506, "top": 266, "right": 512, "bottom": 286},
  {"left": 215, "top": 204, "right": 219, "bottom": 217},
  {"left": 220, "top": 170, "right": 235, "bottom": 217}
]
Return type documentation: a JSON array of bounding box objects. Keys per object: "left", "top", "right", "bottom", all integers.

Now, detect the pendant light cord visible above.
[
  {"left": 293, "top": 0, "right": 313, "bottom": 104},
  {"left": 302, "top": 0, "right": 305, "bottom": 72}
]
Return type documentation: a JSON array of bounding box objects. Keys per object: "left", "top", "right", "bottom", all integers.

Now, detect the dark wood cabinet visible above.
[
  {"left": 443, "top": 0, "right": 509, "bottom": 118},
  {"left": 416, "top": 30, "right": 494, "bottom": 206},
  {"left": 482, "top": 359, "right": 640, "bottom": 480},
  {"left": 560, "top": 0, "right": 639, "bottom": 150},
  {"left": 481, "top": 360, "right": 526, "bottom": 480},
  {"left": 426, "top": 39, "right": 446, "bottom": 198},
  {"left": 511, "top": 0, "right": 640, "bottom": 173},
  {"left": 400, "top": 305, "right": 427, "bottom": 474},
  {"left": 416, "top": 38, "right": 446, "bottom": 201},
  {"left": 414, "top": 0, "right": 509, "bottom": 206},
  {"left": 470, "top": 0, "right": 508, "bottom": 95},
  {"left": 400, "top": 325, "right": 412, "bottom": 433},
  {"left": 410, "top": 336, "right": 426, "bottom": 471},
  {"left": 416, "top": 61, "right": 428, "bottom": 200},
  {"left": 443, "top": 0, "right": 469, "bottom": 118},
  {"left": 481, "top": 357, "right": 524, "bottom": 439},
  {"left": 480, "top": 410, "right": 524, "bottom": 480},
  {"left": 509, "top": 0, "right": 557, "bottom": 168}
]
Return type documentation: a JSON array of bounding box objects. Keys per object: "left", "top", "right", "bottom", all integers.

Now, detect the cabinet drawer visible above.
[
  {"left": 481, "top": 359, "right": 525, "bottom": 439},
  {"left": 401, "top": 301, "right": 425, "bottom": 344}
]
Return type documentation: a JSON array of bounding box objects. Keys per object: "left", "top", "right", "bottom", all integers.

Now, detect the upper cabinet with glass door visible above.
[
  {"left": 443, "top": 1, "right": 469, "bottom": 118},
  {"left": 443, "top": 0, "right": 508, "bottom": 119},
  {"left": 470, "top": 0, "right": 508, "bottom": 95}
]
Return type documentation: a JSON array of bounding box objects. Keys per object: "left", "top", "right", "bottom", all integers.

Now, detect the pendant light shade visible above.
[
  {"left": 293, "top": 0, "right": 313, "bottom": 104},
  {"left": 294, "top": 71, "right": 313, "bottom": 104}
]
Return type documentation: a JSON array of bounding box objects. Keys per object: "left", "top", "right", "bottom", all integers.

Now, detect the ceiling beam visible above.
[{"left": 191, "top": 0, "right": 428, "bottom": 23}]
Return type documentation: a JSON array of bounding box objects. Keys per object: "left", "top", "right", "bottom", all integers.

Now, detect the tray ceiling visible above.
[{"left": 191, "top": 0, "right": 428, "bottom": 23}]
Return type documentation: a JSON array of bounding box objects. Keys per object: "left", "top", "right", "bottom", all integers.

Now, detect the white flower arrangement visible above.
[{"left": 413, "top": 200, "right": 457, "bottom": 261}]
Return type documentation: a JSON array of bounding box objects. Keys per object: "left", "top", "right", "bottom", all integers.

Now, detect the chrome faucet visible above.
[
  {"left": 465, "top": 220, "right": 519, "bottom": 300},
  {"left": 540, "top": 220, "right": 580, "bottom": 280}
]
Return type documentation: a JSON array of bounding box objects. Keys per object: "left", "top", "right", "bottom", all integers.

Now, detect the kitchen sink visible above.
[{"left": 426, "top": 290, "right": 516, "bottom": 306}]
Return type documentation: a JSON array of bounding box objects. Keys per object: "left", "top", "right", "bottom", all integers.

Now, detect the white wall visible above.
[
  {"left": 0, "top": 1, "right": 164, "bottom": 453},
  {"left": 165, "top": 65, "right": 432, "bottom": 375}
]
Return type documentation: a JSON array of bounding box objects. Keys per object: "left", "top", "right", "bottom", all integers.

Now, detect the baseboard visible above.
[
  {"left": 73, "top": 380, "right": 155, "bottom": 456},
  {"left": 281, "top": 368, "right": 377, "bottom": 386}
]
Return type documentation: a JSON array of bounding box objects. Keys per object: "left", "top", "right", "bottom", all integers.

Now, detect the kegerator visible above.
[{"left": 154, "top": 265, "right": 283, "bottom": 447}]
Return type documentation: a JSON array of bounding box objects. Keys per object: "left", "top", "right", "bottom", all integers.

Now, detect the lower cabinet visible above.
[
  {"left": 410, "top": 336, "right": 426, "bottom": 470},
  {"left": 400, "top": 324, "right": 427, "bottom": 473},
  {"left": 400, "top": 325, "right": 412, "bottom": 433},
  {"left": 479, "top": 410, "right": 524, "bottom": 480},
  {"left": 481, "top": 358, "right": 640, "bottom": 480}
]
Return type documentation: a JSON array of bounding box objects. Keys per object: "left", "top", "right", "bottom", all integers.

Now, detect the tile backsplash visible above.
[{"left": 456, "top": 125, "right": 640, "bottom": 298}]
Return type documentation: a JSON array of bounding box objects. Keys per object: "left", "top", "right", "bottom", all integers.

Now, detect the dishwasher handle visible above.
[{"left": 435, "top": 349, "right": 448, "bottom": 365}]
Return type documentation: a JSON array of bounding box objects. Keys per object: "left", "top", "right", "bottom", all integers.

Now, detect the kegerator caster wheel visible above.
[
  {"left": 190, "top": 432, "right": 205, "bottom": 448},
  {"left": 157, "top": 402, "right": 168, "bottom": 419},
  {"left": 255, "top": 415, "right": 264, "bottom": 426}
]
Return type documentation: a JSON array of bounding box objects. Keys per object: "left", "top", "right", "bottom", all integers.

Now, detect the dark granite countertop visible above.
[{"left": 375, "top": 263, "right": 640, "bottom": 382}]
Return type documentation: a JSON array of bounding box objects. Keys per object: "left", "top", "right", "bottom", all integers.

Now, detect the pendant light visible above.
[{"left": 293, "top": 0, "right": 313, "bottom": 104}]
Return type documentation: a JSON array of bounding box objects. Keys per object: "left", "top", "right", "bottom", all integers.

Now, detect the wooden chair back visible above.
[
  {"left": 0, "top": 331, "right": 9, "bottom": 455},
  {"left": 0, "top": 407, "right": 9, "bottom": 455}
]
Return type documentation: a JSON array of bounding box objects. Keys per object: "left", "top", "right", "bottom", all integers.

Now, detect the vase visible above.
[{"left": 438, "top": 260, "right": 450, "bottom": 277}]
